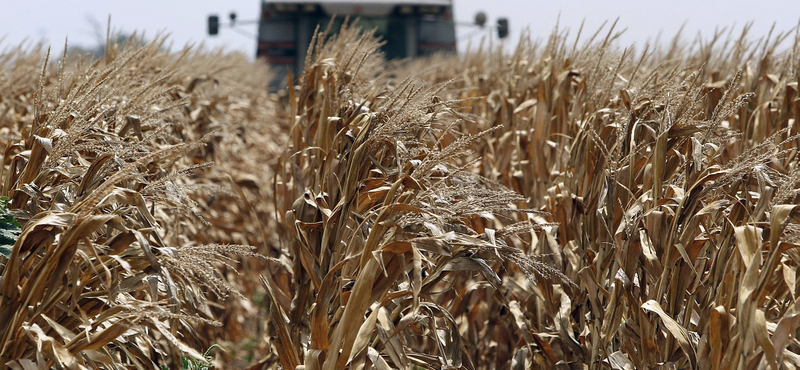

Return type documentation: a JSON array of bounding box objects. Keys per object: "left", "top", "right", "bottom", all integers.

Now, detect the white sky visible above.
[{"left": 1, "top": 1, "right": 799, "bottom": 57}]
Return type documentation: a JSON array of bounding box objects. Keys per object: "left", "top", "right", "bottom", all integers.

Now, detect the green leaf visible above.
[{"left": 0, "top": 197, "right": 21, "bottom": 258}]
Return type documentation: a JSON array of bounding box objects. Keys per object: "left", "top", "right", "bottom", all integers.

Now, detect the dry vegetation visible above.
[{"left": 2, "top": 19, "right": 800, "bottom": 370}]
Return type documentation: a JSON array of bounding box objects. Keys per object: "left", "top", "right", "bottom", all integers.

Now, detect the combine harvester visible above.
[{"left": 209, "top": 0, "right": 508, "bottom": 87}]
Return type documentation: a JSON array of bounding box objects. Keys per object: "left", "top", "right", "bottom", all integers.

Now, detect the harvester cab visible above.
[{"left": 208, "top": 1, "right": 509, "bottom": 89}]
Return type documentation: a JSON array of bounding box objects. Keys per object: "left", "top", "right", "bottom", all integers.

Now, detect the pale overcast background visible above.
[{"left": 1, "top": 1, "right": 798, "bottom": 57}]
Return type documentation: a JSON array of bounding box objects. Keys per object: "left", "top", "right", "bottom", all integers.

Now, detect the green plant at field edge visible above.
[
  {"left": 0, "top": 196, "right": 21, "bottom": 260},
  {"left": 161, "top": 344, "right": 224, "bottom": 370}
]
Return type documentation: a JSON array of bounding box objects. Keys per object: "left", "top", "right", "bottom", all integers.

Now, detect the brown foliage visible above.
[
  {"left": 2, "top": 19, "right": 800, "bottom": 370},
  {"left": 0, "top": 36, "right": 271, "bottom": 368}
]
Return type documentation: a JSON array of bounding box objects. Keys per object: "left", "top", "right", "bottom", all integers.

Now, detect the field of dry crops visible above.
[{"left": 1, "top": 21, "right": 800, "bottom": 369}]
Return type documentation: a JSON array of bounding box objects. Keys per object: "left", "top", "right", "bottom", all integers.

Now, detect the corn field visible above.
[{"left": 1, "top": 20, "right": 800, "bottom": 369}]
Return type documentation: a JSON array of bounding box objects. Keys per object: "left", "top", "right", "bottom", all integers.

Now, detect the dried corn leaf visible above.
[{"left": 641, "top": 300, "right": 697, "bottom": 369}]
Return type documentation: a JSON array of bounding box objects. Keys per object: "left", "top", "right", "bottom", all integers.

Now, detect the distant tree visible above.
[
  {"left": 67, "top": 33, "right": 146, "bottom": 58},
  {"left": 66, "top": 15, "right": 146, "bottom": 59}
]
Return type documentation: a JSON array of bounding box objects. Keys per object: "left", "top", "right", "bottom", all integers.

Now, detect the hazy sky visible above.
[{"left": 2, "top": 1, "right": 798, "bottom": 57}]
